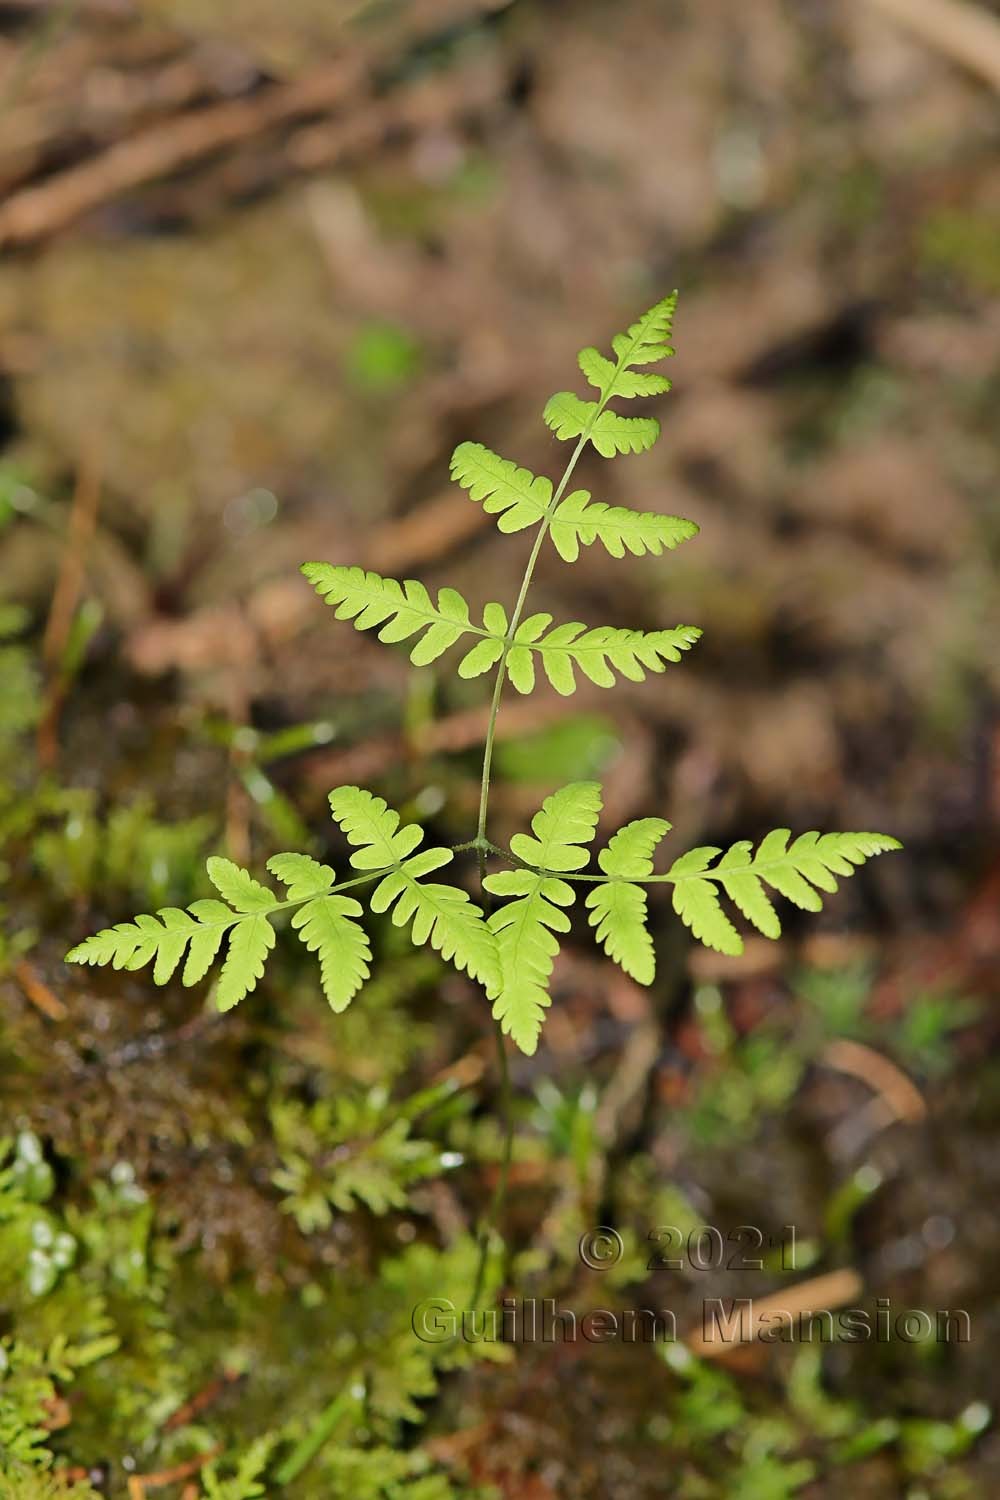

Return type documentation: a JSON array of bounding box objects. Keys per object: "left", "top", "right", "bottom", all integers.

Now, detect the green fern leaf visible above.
[
  {"left": 544, "top": 292, "right": 676, "bottom": 456},
  {"left": 579, "top": 347, "right": 671, "bottom": 399},
  {"left": 291, "top": 895, "right": 371, "bottom": 1011},
  {"left": 543, "top": 392, "right": 660, "bottom": 457},
  {"left": 610, "top": 291, "right": 678, "bottom": 364},
  {"left": 216, "top": 914, "right": 275, "bottom": 1011},
  {"left": 66, "top": 858, "right": 287, "bottom": 1007},
  {"left": 667, "top": 831, "right": 902, "bottom": 954},
  {"left": 585, "top": 818, "right": 670, "bottom": 983},
  {"left": 457, "top": 635, "right": 505, "bottom": 678},
  {"left": 714, "top": 841, "right": 781, "bottom": 940},
  {"left": 597, "top": 817, "right": 672, "bottom": 879},
  {"left": 206, "top": 856, "right": 276, "bottom": 912},
  {"left": 302, "top": 564, "right": 497, "bottom": 667},
  {"left": 329, "top": 786, "right": 500, "bottom": 993},
  {"left": 668, "top": 848, "right": 743, "bottom": 956},
  {"left": 549, "top": 490, "right": 698, "bottom": 563},
  {"left": 510, "top": 780, "right": 603, "bottom": 871},
  {"left": 328, "top": 785, "right": 425, "bottom": 868},
  {"left": 182, "top": 901, "right": 231, "bottom": 984},
  {"left": 505, "top": 618, "right": 701, "bottom": 695},
  {"left": 485, "top": 782, "right": 602, "bottom": 1054},
  {"left": 587, "top": 882, "right": 656, "bottom": 984},
  {"left": 372, "top": 860, "right": 500, "bottom": 995},
  {"left": 266, "top": 852, "right": 336, "bottom": 901},
  {"left": 450, "top": 442, "right": 551, "bottom": 533}
]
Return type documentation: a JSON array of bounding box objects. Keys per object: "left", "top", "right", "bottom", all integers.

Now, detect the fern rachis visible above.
[{"left": 68, "top": 291, "right": 900, "bottom": 1067}]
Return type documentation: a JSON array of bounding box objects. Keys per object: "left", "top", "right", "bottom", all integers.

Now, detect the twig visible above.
[
  {"left": 864, "top": 0, "right": 1000, "bottom": 91},
  {"left": 42, "top": 441, "right": 101, "bottom": 667},
  {"left": 822, "top": 1037, "right": 926, "bottom": 1123},
  {"left": 685, "top": 1268, "right": 864, "bottom": 1358},
  {"left": 127, "top": 1448, "right": 221, "bottom": 1495},
  {"left": 163, "top": 1367, "right": 242, "bottom": 1432},
  {"left": 14, "top": 958, "right": 68, "bottom": 1020},
  {"left": 0, "top": 58, "right": 366, "bottom": 245},
  {"left": 37, "top": 440, "right": 102, "bottom": 766}
]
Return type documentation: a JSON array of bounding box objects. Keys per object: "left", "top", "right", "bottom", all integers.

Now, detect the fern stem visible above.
[
  {"left": 474, "top": 434, "right": 587, "bottom": 851},
  {"left": 474, "top": 326, "right": 645, "bottom": 851},
  {"left": 467, "top": 338, "right": 644, "bottom": 1285}
]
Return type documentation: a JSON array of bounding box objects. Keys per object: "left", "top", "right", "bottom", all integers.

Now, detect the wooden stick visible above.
[
  {"left": 865, "top": 0, "right": 1000, "bottom": 91},
  {"left": 823, "top": 1037, "right": 926, "bottom": 1122},
  {"left": 128, "top": 1448, "right": 221, "bottom": 1492},
  {"left": 14, "top": 958, "right": 68, "bottom": 1020},
  {"left": 686, "top": 1268, "right": 864, "bottom": 1358},
  {"left": 0, "top": 58, "right": 365, "bottom": 245}
]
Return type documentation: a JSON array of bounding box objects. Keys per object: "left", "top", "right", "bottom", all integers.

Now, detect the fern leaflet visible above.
[
  {"left": 449, "top": 442, "right": 551, "bottom": 533},
  {"left": 484, "top": 782, "right": 602, "bottom": 1054},
  {"left": 329, "top": 787, "right": 500, "bottom": 995},
  {"left": 302, "top": 563, "right": 495, "bottom": 667},
  {"left": 216, "top": 914, "right": 275, "bottom": 1011},
  {"left": 586, "top": 817, "right": 670, "bottom": 983},
  {"left": 66, "top": 854, "right": 281, "bottom": 1006},
  {"left": 668, "top": 831, "right": 902, "bottom": 956},
  {"left": 450, "top": 442, "right": 697, "bottom": 564},
  {"left": 543, "top": 392, "right": 660, "bottom": 457},
  {"left": 549, "top": 489, "right": 697, "bottom": 562},
  {"left": 504, "top": 617, "right": 701, "bottom": 695}
]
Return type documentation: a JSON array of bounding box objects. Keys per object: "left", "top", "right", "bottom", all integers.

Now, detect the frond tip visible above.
[
  {"left": 544, "top": 291, "right": 678, "bottom": 457},
  {"left": 667, "top": 830, "right": 902, "bottom": 956}
]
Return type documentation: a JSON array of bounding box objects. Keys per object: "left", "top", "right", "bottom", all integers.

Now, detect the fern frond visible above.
[
  {"left": 450, "top": 442, "right": 551, "bottom": 533},
  {"left": 302, "top": 563, "right": 496, "bottom": 668},
  {"left": 549, "top": 490, "right": 698, "bottom": 562},
  {"left": 543, "top": 392, "right": 660, "bottom": 457},
  {"left": 504, "top": 617, "right": 701, "bottom": 695},
  {"left": 65, "top": 857, "right": 281, "bottom": 1008},
  {"left": 329, "top": 786, "right": 500, "bottom": 994},
  {"left": 485, "top": 782, "right": 602, "bottom": 1053},
  {"left": 585, "top": 817, "right": 670, "bottom": 983},
  {"left": 67, "top": 844, "right": 371, "bottom": 1013},
  {"left": 667, "top": 831, "right": 902, "bottom": 955}
]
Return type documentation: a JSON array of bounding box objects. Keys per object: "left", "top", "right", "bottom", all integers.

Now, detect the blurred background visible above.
[{"left": 1, "top": 1, "right": 999, "bottom": 1496}]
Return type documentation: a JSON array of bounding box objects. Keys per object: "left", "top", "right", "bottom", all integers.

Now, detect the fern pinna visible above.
[{"left": 68, "top": 294, "right": 899, "bottom": 1056}]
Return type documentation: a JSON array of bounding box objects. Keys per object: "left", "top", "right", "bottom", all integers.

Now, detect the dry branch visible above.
[{"left": 865, "top": 0, "right": 1000, "bottom": 90}]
